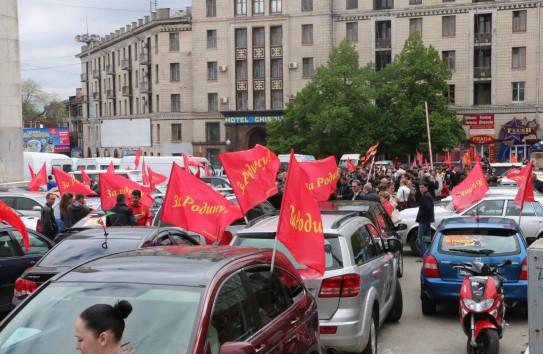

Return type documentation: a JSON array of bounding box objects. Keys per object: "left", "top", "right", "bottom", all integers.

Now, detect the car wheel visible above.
[
  {"left": 386, "top": 280, "right": 403, "bottom": 322},
  {"left": 361, "top": 310, "right": 378, "bottom": 354},
  {"left": 421, "top": 292, "right": 436, "bottom": 316},
  {"left": 396, "top": 251, "right": 403, "bottom": 278},
  {"left": 409, "top": 230, "right": 421, "bottom": 257}
]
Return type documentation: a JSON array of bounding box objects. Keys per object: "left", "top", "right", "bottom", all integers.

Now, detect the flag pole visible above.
[
  {"left": 425, "top": 101, "right": 434, "bottom": 170},
  {"left": 270, "top": 237, "right": 279, "bottom": 273}
]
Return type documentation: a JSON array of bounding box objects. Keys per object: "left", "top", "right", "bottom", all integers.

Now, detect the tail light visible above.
[
  {"left": 14, "top": 277, "right": 37, "bottom": 298},
  {"left": 320, "top": 326, "right": 338, "bottom": 334},
  {"left": 520, "top": 257, "right": 528, "bottom": 280},
  {"left": 424, "top": 255, "right": 440, "bottom": 278},
  {"left": 36, "top": 220, "right": 42, "bottom": 233},
  {"left": 319, "top": 274, "right": 361, "bottom": 298}
]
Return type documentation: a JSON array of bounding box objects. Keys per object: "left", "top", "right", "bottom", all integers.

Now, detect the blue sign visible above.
[{"left": 224, "top": 116, "right": 283, "bottom": 125}]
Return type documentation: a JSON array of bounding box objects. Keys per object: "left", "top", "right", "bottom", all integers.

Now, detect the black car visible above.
[
  {"left": 0, "top": 223, "right": 54, "bottom": 313},
  {"left": 12, "top": 226, "right": 200, "bottom": 306}
]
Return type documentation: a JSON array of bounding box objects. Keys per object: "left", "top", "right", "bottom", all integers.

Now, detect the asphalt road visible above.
[{"left": 377, "top": 247, "right": 529, "bottom": 354}]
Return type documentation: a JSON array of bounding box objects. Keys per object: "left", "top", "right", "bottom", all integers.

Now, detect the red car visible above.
[{"left": 0, "top": 245, "right": 322, "bottom": 354}]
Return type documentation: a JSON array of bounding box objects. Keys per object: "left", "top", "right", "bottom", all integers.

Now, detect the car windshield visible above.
[
  {"left": 0, "top": 283, "right": 202, "bottom": 354},
  {"left": 38, "top": 238, "right": 142, "bottom": 267},
  {"left": 438, "top": 228, "right": 521, "bottom": 256},
  {"left": 233, "top": 236, "right": 343, "bottom": 271}
]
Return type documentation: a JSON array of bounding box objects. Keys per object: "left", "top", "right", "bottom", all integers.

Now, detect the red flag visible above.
[
  {"left": 0, "top": 201, "right": 30, "bottom": 251},
  {"left": 461, "top": 150, "right": 472, "bottom": 167},
  {"left": 514, "top": 162, "right": 535, "bottom": 211},
  {"left": 204, "top": 163, "right": 211, "bottom": 177},
  {"left": 412, "top": 156, "right": 417, "bottom": 167},
  {"left": 28, "top": 164, "right": 36, "bottom": 179},
  {"left": 148, "top": 166, "right": 167, "bottom": 185},
  {"left": 127, "top": 166, "right": 131, "bottom": 170},
  {"left": 141, "top": 159, "right": 151, "bottom": 189},
  {"left": 446, "top": 154, "right": 453, "bottom": 169},
  {"left": 79, "top": 166, "right": 91, "bottom": 185},
  {"left": 416, "top": 149, "right": 423, "bottom": 167},
  {"left": 98, "top": 172, "right": 153, "bottom": 210},
  {"left": 161, "top": 163, "right": 243, "bottom": 243},
  {"left": 183, "top": 153, "right": 204, "bottom": 175},
  {"left": 424, "top": 159, "right": 429, "bottom": 171},
  {"left": 451, "top": 160, "right": 489, "bottom": 211},
  {"left": 107, "top": 161, "right": 115, "bottom": 174},
  {"left": 28, "top": 163, "right": 47, "bottom": 191},
  {"left": 299, "top": 156, "right": 339, "bottom": 202},
  {"left": 475, "top": 151, "right": 481, "bottom": 163},
  {"left": 277, "top": 150, "right": 325, "bottom": 279},
  {"left": 198, "top": 145, "right": 203, "bottom": 158},
  {"left": 346, "top": 158, "right": 356, "bottom": 171},
  {"left": 219, "top": 144, "right": 280, "bottom": 215},
  {"left": 506, "top": 168, "right": 524, "bottom": 184},
  {"left": 52, "top": 168, "right": 97, "bottom": 197},
  {"left": 511, "top": 154, "right": 518, "bottom": 163},
  {"left": 359, "top": 141, "right": 379, "bottom": 167},
  {"left": 134, "top": 148, "right": 142, "bottom": 169}
]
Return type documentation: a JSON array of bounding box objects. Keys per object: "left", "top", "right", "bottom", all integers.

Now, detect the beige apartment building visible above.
[{"left": 78, "top": 0, "right": 543, "bottom": 164}]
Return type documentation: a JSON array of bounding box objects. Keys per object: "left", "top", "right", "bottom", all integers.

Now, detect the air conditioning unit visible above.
[
  {"left": 288, "top": 93, "right": 296, "bottom": 99},
  {"left": 288, "top": 62, "right": 298, "bottom": 69},
  {"left": 220, "top": 97, "right": 229, "bottom": 104},
  {"left": 218, "top": 65, "right": 228, "bottom": 72}
]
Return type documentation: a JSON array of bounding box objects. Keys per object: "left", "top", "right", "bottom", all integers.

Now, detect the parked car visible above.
[
  {"left": 0, "top": 223, "right": 54, "bottom": 313},
  {"left": 0, "top": 191, "right": 63, "bottom": 231},
  {"left": 2, "top": 246, "right": 322, "bottom": 354},
  {"left": 232, "top": 212, "right": 403, "bottom": 354},
  {"left": 399, "top": 187, "right": 543, "bottom": 256},
  {"left": 12, "top": 226, "right": 201, "bottom": 305},
  {"left": 200, "top": 176, "right": 233, "bottom": 194},
  {"left": 420, "top": 216, "right": 528, "bottom": 315}
]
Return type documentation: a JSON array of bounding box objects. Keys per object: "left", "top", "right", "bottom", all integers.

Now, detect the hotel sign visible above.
[{"left": 224, "top": 115, "right": 283, "bottom": 125}]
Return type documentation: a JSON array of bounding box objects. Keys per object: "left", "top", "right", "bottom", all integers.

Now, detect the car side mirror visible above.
[
  {"left": 219, "top": 342, "right": 256, "bottom": 354},
  {"left": 395, "top": 223, "right": 407, "bottom": 231},
  {"left": 33, "top": 206, "right": 42, "bottom": 211},
  {"left": 386, "top": 238, "right": 402, "bottom": 253}
]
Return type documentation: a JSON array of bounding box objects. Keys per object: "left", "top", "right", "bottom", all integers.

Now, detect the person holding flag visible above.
[{"left": 128, "top": 190, "right": 152, "bottom": 227}]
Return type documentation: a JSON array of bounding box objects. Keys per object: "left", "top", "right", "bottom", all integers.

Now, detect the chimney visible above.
[
  {"left": 132, "top": 21, "right": 138, "bottom": 28},
  {"left": 138, "top": 19, "right": 144, "bottom": 26},
  {"left": 144, "top": 15, "right": 150, "bottom": 23},
  {"left": 126, "top": 24, "right": 131, "bottom": 31},
  {"left": 157, "top": 8, "right": 170, "bottom": 19}
]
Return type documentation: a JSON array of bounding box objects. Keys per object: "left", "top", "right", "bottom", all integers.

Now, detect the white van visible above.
[
  {"left": 278, "top": 154, "right": 316, "bottom": 172},
  {"left": 76, "top": 158, "right": 121, "bottom": 171},
  {"left": 119, "top": 155, "right": 214, "bottom": 180},
  {"left": 490, "top": 162, "right": 522, "bottom": 177},
  {"left": 69, "top": 169, "right": 143, "bottom": 184},
  {"left": 23, "top": 151, "right": 72, "bottom": 180},
  {"left": 338, "top": 154, "right": 361, "bottom": 168}
]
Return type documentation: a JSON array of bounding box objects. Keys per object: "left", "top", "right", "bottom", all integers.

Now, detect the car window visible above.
[
  {"left": 465, "top": 200, "right": 504, "bottom": 216},
  {"left": 11, "top": 231, "right": 50, "bottom": 255},
  {"left": 276, "top": 267, "right": 304, "bottom": 303},
  {"left": 366, "top": 223, "right": 384, "bottom": 253},
  {"left": 351, "top": 227, "right": 379, "bottom": 265},
  {"left": 245, "top": 267, "right": 291, "bottom": 327},
  {"left": 168, "top": 232, "right": 199, "bottom": 245},
  {"left": 155, "top": 234, "right": 174, "bottom": 246},
  {"left": 438, "top": 228, "right": 520, "bottom": 256},
  {"left": 0, "top": 197, "right": 15, "bottom": 208},
  {"left": 15, "top": 198, "right": 41, "bottom": 211},
  {"left": 534, "top": 202, "right": 543, "bottom": 216},
  {"left": 0, "top": 233, "right": 17, "bottom": 257},
  {"left": 505, "top": 200, "right": 536, "bottom": 217},
  {"left": 371, "top": 206, "right": 395, "bottom": 233},
  {"left": 209, "top": 273, "right": 257, "bottom": 350}
]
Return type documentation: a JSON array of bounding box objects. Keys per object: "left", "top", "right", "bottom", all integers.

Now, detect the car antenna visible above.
[{"left": 97, "top": 217, "right": 109, "bottom": 249}]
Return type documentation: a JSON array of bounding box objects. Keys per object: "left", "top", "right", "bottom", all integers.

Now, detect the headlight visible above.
[{"left": 462, "top": 298, "right": 494, "bottom": 312}]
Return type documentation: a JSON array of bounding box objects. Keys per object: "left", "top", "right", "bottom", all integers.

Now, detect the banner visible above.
[
  {"left": 99, "top": 173, "right": 153, "bottom": 210},
  {"left": 148, "top": 166, "right": 167, "bottom": 185},
  {"left": 346, "top": 159, "right": 356, "bottom": 171},
  {"left": 0, "top": 200, "right": 30, "bottom": 251},
  {"left": 28, "top": 163, "right": 46, "bottom": 191},
  {"left": 359, "top": 141, "right": 379, "bottom": 166},
  {"left": 514, "top": 162, "right": 535, "bottom": 211},
  {"left": 299, "top": 156, "right": 339, "bottom": 202},
  {"left": 451, "top": 160, "right": 489, "bottom": 211},
  {"left": 23, "top": 127, "right": 70, "bottom": 153},
  {"left": 52, "top": 168, "right": 97, "bottom": 197}
]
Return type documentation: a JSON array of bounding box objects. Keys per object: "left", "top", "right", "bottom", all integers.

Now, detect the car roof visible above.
[
  {"left": 438, "top": 216, "right": 520, "bottom": 230},
  {"left": 56, "top": 245, "right": 271, "bottom": 287},
  {"left": 319, "top": 200, "right": 381, "bottom": 213},
  {"left": 66, "top": 226, "right": 161, "bottom": 239}
]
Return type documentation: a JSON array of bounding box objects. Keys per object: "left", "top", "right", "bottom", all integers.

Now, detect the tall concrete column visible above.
[{"left": 0, "top": 0, "right": 23, "bottom": 184}]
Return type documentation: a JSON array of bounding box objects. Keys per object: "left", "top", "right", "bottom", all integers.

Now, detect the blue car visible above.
[{"left": 420, "top": 216, "right": 528, "bottom": 315}]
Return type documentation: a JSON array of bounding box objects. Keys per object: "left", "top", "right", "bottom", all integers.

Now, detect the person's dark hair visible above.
[
  {"left": 419, "top": 180, "right": 429, "bottom": 187},
  {"left": 48, "top": 175, "right": 53, "bottom": 181},
  {"left": 131, "top": 189, "right": 142, "bottom": 198},
  {"left": 79, "top": 300, "right": 132, "bottom": 342},
  {"left": 75, "top": 193, "right": 85, "bottom": 201},
  {"left": 116, "top": 194, "right": 126, "bottom": 204},
  {"left": 59, "top": 193, "right": 74, "bottom": 218}
]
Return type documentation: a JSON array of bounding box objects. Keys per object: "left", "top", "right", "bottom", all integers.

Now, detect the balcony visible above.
[
  {"left": 79, "top": 95, "right": 88, "bottom": 103},
  {"left": 376, "top": 38, "right": 391, "bottom": 49},
  {"left": 475, "top": 33, "right": 492, "bottom": 44},
  {"left": 140, "top": 81, "right": 152, "bottom": 93},
  {"left": 92, "top": 70, "right": 101, "bottom": 79},
  {"left": 81, "top": 73, "right": 88, "bottom": 82},
  {"left": 106, "top": 65, "right": 115, "bottom": 75},
  {"left": 121, "top": 59, "right": 132, "bottom": 70},
  {"left": 139, "top": 52, "right": 151, "bottom": 65},
  {"left": 474, "top": 67, "right": 491, "bottom": 78},
  {"left": 92, "top": 92, "right": 100, "bottom": 101},
  {"left": 122, "top": 86, "right": 132, "bottom": 96},
  {"left": 106, "top": 89, "right": 115, "bottom": 99}
]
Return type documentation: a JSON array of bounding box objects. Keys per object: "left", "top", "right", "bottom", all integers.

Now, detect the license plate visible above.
[{"left": 459, "top": 269, "right": 469, "bottom": 277}]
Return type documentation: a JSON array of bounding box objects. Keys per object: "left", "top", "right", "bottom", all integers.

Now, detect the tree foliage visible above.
[{"left": 21, "top": 78, "right": 66, "bottom": 126}]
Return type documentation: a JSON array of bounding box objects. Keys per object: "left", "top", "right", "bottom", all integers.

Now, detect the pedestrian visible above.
[
  {"left": 337, "top": 176, "right": 353, "bottom": 200},
  {"left": 58, "top": 192, "right": 74, "bottom": 230},
  {"left": 67, "top": 193, "right": 92, "bottom": 228},
  {"left": 128, "top": 190, "right": 152, "bottom": 227},
  {"left": 416, "top": 181, "right": 435, "bottom": 261},
  {"left": 396, "top": 177, "right": 411, "bottom": 211},
  {"left": 40, "top": 192, "right": 58, "bottom": 240},
  {"left": 75, "top": 300, "right": 135, "bottom": 354},
  {"left": 351, "top": 179, "right": 364, "bottom": 200},
  {"left": 106, "top": 194, "right": 136, "bottom": 227},
  {"left": 46, "top": 175, "right": 57, "bottom": 191},
  {"left": 361, "top": 183, "right": 379, "bottom": 202},
  {"left": 379, "top": 191, "right": 395, "bottom": 217}
]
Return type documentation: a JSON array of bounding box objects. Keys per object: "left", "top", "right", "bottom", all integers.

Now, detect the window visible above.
[
  {"left": 170, "top": 63, "right": 180, "bottom": 81},
  {"left": 253, "top": 27, "right": 265, "bottom": 46},
  {"left": 12, "top": 231, "right": 49, "bottom": 255},
  {"left": 374, "top": 0, "right": 393, "bottom": 10},
  {"left": 442, "top": 16, "right": 456, "bottom": 36},
  {"left": 270, "top": 26, "right": 282, "bottom": 46},
  {"left": 157, "top": 123, "right": 160, "bottom": 142},
  {"left": 237, "top": 91, "right": 248, "bottom": 110},
  {"left": 351, "top": 227, "right": 379, "bottom": 265},
  {"left": 465, "top": 200, "right": 505, "bottom": 216},
  {"left": 409, "top": 0, "right": 421, "bottom": 4},
  {"left": 155, "top": 65, "right": 159, "bottom": 83},
  {"left": 271, "top": 0, "right": 282, "bottom": 14},
  {"left": 253, "top": 0, "right": 264, "bottom": 15},
  {"left": 207, "top": 30, "right": 217, "bottom": 49},
  {"left": 236, "top": 61, "right": 248, "bottom": 79},
  {"left": 444, "top": 84, "right": 455, "bottom": 104},
  {"left": 512, "top": 82, "right": 525, "bottom": 102},
  {"left": 512, "top": 47, "right": 526, "bottom": 68},
  {"left": 442, "top": 51, "right": 455, "bottom": 71},
  {"left": 301, "top": 0, "right": 313, "bottom": 11},
  {"left": 0, "top": 233, "right": 16, "bottom": 257},
  {"left": 271, "top": 90, "right": 283, "bottom": 109},
  {"left": 302, "top": 24, "right": 313, "bottom": 45},
  {"left": 506, "top": 200, "right": 533, "bottom": 216},
  {"left": 169, "top": 33, "right": 179, "bottom": 51},
  {"left": 208, "top": 62, "right": 218, "bottom": 80},
  {"left": 208, "top": 93, "right": 218, "bottom": 111},
  {"left": 171, "top": 94, "right": 181, "bottom": 112},
  {"left": 206, "top": 122, "right": 220, "bottom": 142},
  {"left": 171, "top": 123, "right": 182, "bottom": 141},
  {"left": 346, "top": 22, "right": 358, "bottom": 42},
  {"left": 16, "top": 198, "right": 40, "bottom": 212},
  {"left": 245, "top": 268, "right": 290, "bottom": 326},
  {"left": 347, "top": 0, "right": 358, "bottom": 9},
  {"left": 253, "top": 59, "right": 265, "bottom": 78},
  {"left": 235, "top": 0, "right": 247, "bottom": 16},
  {"left": 235, "top": 28, "right": 247, "bottom": 48},
  {"left": 271, "top": 58, "right": 283, "bottom": 78},
  {"left": 206, "top": 0, "right": 216, "bottom": 17},
  {"left": 410, "top": 18, "right": 422, "bottom": 35},
  {"left": 513, "top": 10, "right": 527, "bottom": 32},
  {"left": 303, "top": 57, "right": 314, "bottom": 77},
  {"left": 254, "top": 91, "right": 265, "bottom": 110}
]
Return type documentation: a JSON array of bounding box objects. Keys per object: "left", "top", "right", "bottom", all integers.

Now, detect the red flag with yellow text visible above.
[
  {"left": 99, "top": 172, "right": 153, "bottom": 210},
  {"left": 451, "top": 160, "right": 489, "bottom": 211},
  {"left": 79, "top": 166, "right": 91, "bottom": 185},
  {"left": 277, "top": 150, "right": 325, "bottom": 279},
  {"left": 506, "top": 167, "right": 524, "bottom": 184},
  {"left": 161, "top": 163, "right": 243, "bottom": 243},
  {"left": 514, "top": 162, "right": 535, "bottom": 211},
  {"left": 219, "top": 144, "right": 280, "bottom": 215},
  {"left": 0, "top": 201, "right": 30, "bottom": 251},
  {"left": 346, "top": 159, "right": 356, "bottom": 171},
  {"left": 53, "top": 168, "right": 97, "bottom": 197},
  {"left": 299, "top": 156, "right": 339, "bottom": 202},
  {"left": 148, "top": 166, "right": 167, "bottom": 186},
  {"left": 28, "top": 163, "right": 47, "bottom": 191}
]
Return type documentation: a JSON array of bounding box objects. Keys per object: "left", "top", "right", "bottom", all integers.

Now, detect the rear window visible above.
[
  {"left": 438, "top": 228, "right": 521, "bottom": 256},
  {"left": 233, "top": 236, "right": 343, "bottom": 271}
]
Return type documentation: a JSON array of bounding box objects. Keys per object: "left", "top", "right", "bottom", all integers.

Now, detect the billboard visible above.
[
  {"left": 23, "top": 128, "right": 70, "bottom": 153},
  {"left": 100, "top": 118, "right": 151, "bottom": 147}
]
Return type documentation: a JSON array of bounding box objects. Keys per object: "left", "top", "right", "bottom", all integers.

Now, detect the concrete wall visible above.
[{"left": 0, "top": 0, "right": 23, "bottom": 184}]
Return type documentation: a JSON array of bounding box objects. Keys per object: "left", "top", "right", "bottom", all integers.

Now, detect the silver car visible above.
[{"left": 233, "top": 213, "right": 403, "bottom": 354}]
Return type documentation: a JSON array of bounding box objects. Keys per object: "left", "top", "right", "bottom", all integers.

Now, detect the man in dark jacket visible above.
[
  {"left": 416, "top": 181, "right": 435, "bottom": 260},
  {"left": 361, "top": 183, "right": 379, "bottom": 202},
  {"left": 106, "top": 194, "right": 137, "bottom": 227},
  {"left": 40, "top": 192, "right": 58, "bottom": 240},
  {"left": 337, "top": 176, "right": 353, "bottom": 200},
  {"left": 66, "top": 193, "right": 92, "bottom": 228}
]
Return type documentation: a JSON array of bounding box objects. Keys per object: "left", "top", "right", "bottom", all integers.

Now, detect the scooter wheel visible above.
[{"left": 466, "top": 329, "right": 499, "bottom": 354}]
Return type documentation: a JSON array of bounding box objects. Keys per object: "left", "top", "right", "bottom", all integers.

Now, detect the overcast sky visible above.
[{"left": 18, "top": 0, "right": 191, "bottom": 100}]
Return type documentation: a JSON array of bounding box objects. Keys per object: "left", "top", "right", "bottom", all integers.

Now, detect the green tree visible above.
[
  {"left": 21, "top": 78, "right": 65, "bottom": 127},
  {"left": 267, "top": 40, "right": 379, "bottom": 159},
  {"left": 373, "top": 32, "right": 465, "bottom": 156}
]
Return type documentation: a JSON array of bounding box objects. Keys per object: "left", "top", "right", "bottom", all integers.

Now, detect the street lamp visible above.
[{"left": 75, "top": 33, "right": 101, "bottom": 157}]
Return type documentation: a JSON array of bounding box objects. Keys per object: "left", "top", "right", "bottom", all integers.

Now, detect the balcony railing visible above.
[
  {"left": 106, "top": 89, "right": 115, "bottom": 99},
  {"left": 140, "top": 81, "right": 152, "bottom": 93},
  {"left": 475, "top": 33, "right": 492, "bottom": 44},
  {"left": 376, "top": 38, "right": 391, "bottom": 49},
  {"left": 122, "top": 86, "right": 132, "bottom": 96},
  {"left": 81, "top": 73, "right": 88, "bottom": 82},
  {"left": 92, "top": 70, "right": 101, "bottom": 79},
  {"left": 474, "top": 67, "right": 491, "bottom": 78},
  {"left": 92, "top": 92, "right": 100, "bottom": 100},
  {"left": 121, "top": 59, "right": 132, "bottom": 70},
  {"left": 106, "top": 65, "right": 115, "bottom": 75},
  {"left": 139, "top": 52, "right": 151, "bottom": 65}
]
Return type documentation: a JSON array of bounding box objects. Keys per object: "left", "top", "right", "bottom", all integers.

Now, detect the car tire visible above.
[
  {"left": 396, "top": 251, "right": 403, "bottom": 278},
  {"left": 386, "top": 280, "right": 403, "bottom": 322},
  {"left": 409, "top": 230, "right": 421, "bottom": 257},
  {"left": 361, "top": 309, "right": 378, "bottom": 354},
  {"left": 421, "top": 292, "right": 436, "bottom": 316}
]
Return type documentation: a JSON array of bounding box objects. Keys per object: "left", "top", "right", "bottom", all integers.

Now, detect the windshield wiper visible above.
[{"left": 452, "top": 248, "right": 495, "bottom": 255}]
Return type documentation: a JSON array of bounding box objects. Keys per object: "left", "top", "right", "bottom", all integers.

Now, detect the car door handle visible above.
[
  {"left": 255, "top": 344, "right": 266, "bottom": 353},
  {"left": 290, "top": 317, "right": 300, "bottom": 325},
  {"left": 29, "top": 260, "right": 36, "bottom": 265}
]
